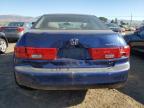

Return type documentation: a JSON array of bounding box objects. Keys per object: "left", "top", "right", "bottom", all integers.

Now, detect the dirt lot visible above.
[{"left": 0, "top": 43, "right": 144, "bottom": 108}]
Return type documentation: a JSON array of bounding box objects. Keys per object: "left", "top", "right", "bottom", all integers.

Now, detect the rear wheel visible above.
[{"left": 0, "top": 38, "right": 7, "bottom": 54}]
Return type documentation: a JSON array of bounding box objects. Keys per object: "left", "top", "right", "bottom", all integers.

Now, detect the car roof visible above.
[{"left": 43, "top": 14, "right": 96, "bottom": 17}]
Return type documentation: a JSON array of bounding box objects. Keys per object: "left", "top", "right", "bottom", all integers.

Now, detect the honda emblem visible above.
[{"left": 69, "top": 38, "right": 79, "bottom": 46}]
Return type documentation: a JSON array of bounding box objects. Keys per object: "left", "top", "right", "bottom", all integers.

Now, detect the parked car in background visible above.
[
  {"left": 0, "top": 22, "right": 32, "bottom": 41},
  {"left": 124, "top": 27, "right": 144, "bottom": 53},
  {"left": 14, "top": 14, "right": 130, "bottom": 90},
  {"left": 120, "top": 24, "right": 129, "bottom": 31},
  {"left": 106, "top": 23, "right": 125, "bottom": 35},
  {"left": 128, "top": 26, "right": 136, "bottom": 31},
  {"left": 135, "top": 25, "right": 144, "bottom": 35},
  {"left": 0, "top": 32, "right": 8, "bottom": 54}
]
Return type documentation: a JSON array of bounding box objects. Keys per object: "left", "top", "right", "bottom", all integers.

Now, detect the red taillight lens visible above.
[
  {"left": 17, "top": 27, "right": 24, "bottom": 32},
  {"left": 14, "top": 47, "right": 58, "bottom": 60},
  {"left": 0, "top": 27, "right": 5, "bottom": 31},
  {"left": 89, "top": 46, "right": 130, "bottom": 60}
]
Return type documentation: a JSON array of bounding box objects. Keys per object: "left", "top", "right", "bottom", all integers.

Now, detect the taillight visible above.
[
  {"left": 14, "top": 47, "right": 58, "bottom": 60},
  {"left": 17, "top": 27, "right": 24, "bottom": 32},
  {"left": 0, "top": 27, "right": 5, "bottom": 31},
  {"left": 88, "top": 45, "right": 130, "bottom": 60}
]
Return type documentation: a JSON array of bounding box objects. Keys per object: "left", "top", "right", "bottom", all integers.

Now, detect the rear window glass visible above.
[
  {"left": 34, "top": 15, "right": 108, "bottom": 30},
  {"left": 7, "top": 22, "right": 24, "bottom": 27}
]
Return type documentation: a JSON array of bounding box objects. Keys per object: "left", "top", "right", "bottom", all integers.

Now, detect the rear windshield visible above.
[
  {"left": 7, "top": 22, "right": 24, "bottom": 27},
  {"left": 34, "top": 15, "right": 108, "bottom": 30}
]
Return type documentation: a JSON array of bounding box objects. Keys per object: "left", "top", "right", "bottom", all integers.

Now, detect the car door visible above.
[{"left": 131, "top": 29, "right": 144, "bottom": 52}]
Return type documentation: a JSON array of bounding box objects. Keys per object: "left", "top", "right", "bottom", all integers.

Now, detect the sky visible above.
[{"left": 0, "top": 0, "right": 144, "bottom": 20}]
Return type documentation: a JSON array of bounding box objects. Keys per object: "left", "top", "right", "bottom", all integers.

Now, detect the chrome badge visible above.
[{"left": 69, "top": 38, "right": 79, "bottom": 46}]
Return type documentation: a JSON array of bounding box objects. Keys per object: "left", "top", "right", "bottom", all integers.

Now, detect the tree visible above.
[
  {"left": 120, "top": 21, "right": 124, "bottom": 25},
  {"left": 120, "top": 21, "right": 128, "bottom": 25},
  {"left": 114, "top": 18, "right": 118, "bottom": 24},
  {"left": 99, "top": 17, "right": 108, "bottom": 22},
  {"left": 111, "top": 20, "right": 115, "bottom": 23}
]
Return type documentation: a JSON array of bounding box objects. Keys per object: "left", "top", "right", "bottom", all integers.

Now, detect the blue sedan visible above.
[
  {"left": 124, "top": 27, "right": 144, "bottom": 53},
  {"left": 14, "top": 14, "right": 130, "bottom": 90}
]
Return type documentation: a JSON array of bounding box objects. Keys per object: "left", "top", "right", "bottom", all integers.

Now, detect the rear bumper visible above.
[{"left": 14, "top": 62, "right": 130, "bottom": 90}]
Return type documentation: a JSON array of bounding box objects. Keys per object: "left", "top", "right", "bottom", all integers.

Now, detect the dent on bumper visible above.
[{"left": 14, "top": 62, "right": 129, "bottom": 89}]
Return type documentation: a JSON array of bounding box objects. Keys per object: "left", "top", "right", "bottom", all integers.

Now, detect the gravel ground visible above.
[{"left": 0, "top": 43, "right": 143, "bottom": 108}]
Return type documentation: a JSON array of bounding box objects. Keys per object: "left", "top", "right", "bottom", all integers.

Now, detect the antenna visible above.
[{"left": 130, "top": 13, "right": 133, "bottom": 26}]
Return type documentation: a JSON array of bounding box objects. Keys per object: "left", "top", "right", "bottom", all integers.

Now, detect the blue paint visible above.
[
  {"left": 17, "top": 32, "right": 127, "bottom": 48},
  {"left": 14, "top": 31, "right": 129, "bottom": 89},
  {"left": 15, "top": 57, "right": 128, "bottom": 68},
  {"left": 15, "top": 70, "right": 128, "bottom": 86},
  {"left": 124, "top": 34, "right": 142, "bottom": 43}
]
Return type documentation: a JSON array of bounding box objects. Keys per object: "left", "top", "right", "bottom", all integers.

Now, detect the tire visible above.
[{"left": 0, "top": 38, "right": 7, "bottom": 54}]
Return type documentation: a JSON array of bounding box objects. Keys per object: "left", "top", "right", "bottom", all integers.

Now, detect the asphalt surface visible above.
[{"left": 0, "top": 43, "right": 143, "bottom": 108}]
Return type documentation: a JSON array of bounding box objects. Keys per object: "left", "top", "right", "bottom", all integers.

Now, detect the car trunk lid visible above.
[
  {"left": 15, "top": 30, "right": 129, "bottom": 67},
  {"left": 0, "top": 26, "right": 24, "bottom": 33}
]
